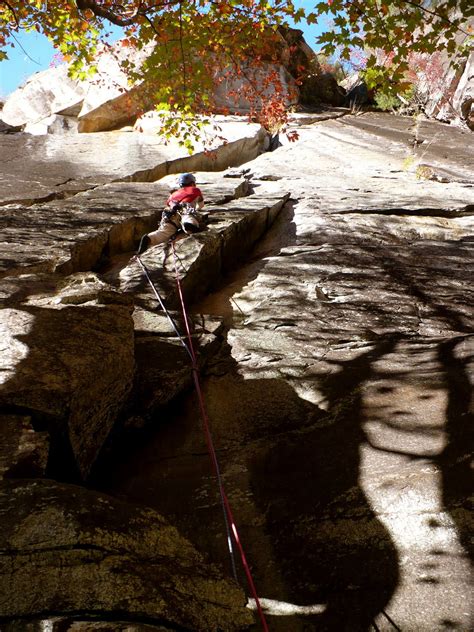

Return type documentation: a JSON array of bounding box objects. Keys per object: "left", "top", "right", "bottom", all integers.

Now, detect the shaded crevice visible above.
[
  {"left": 9, "top": 181, "right": 254, "bottom": 280},
  {"left": 0, "top": 402, "right": 81, "bottom": 482},
  {"left": 337, "top": 205, "right": 474, "bottom": 218},
  {"left": 0, "top": 403, "right": 83, "bottom": 483}
]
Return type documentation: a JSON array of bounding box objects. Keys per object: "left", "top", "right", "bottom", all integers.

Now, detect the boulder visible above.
[
  {"left": 0, "top": 478, "right": 253, "bottom": 631},
  {"left": 77, "top": 40, "right": 155, "bottom": 133},
  {"left": 341, "top": 73, "right": 370, "bottom": 106},
  {"left": 300, "top": 71, "right": 346, "bottom": 107},
  {"left": 1, "top": 64, "right": 86, "bottom": 128},
  {"left": 1, "top": 41, "right": 152, "bottom": 134},
  {"left": 212, "top": 27, "right": 323, "bottom": 114},
  {"left": 277, "top": 26, "right": 320, "bottom": 80},
  {"left": 213, "top": 63, "right": 298, "bottom": 114},
  {"left": 2, "top": 29, "right": 322, "bottom": 133},
  {"left": 451, "top": 50, "right": 474, "bottom": 130},
  {"left": 278, "top": 28, "right": 347, "bottom": 108},
  {"left": 0, "top": 277, "right": 135, "bottom": 479}
]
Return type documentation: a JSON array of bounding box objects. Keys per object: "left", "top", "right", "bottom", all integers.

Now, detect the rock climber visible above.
[{"left": 136, "top": 173, "right": 204, "bottom": 254}]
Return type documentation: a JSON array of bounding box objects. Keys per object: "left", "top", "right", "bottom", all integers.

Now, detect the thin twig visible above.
[
  {"left": 0, "top": 0, "right": 20, "bottom": 28},
  {"left": 400, "top": 0, "right": 470, "bottom": 36},
  {"left": 10, "top": 31, "right": 42, "bottom": 65}
]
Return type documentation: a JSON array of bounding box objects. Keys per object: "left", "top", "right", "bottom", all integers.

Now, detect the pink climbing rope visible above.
[{"left": 170, "top": 241, "right": 269, "bottom": 632}]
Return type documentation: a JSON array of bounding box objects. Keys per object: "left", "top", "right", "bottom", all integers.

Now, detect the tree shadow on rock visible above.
[
  {"left": 249, "top": 334, "right": 401, "bottom": 631},
  {"left": 436, "top": 336, "right": 473, "bottom": 561}
]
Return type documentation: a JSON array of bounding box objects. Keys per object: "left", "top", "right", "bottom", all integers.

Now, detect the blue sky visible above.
[
  {"left": 0, "top": 31, "right": 56, "bottom": 97},
  {"left": 0, "top": 3, "right": 326, "bottom": 98}
]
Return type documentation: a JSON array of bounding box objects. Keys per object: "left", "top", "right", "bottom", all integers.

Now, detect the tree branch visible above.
[
  {"left": 400, "top": 0, "right": 470, "bottom": 35},
  {"left": 0, "top": 0, "right": 20, "bottom": 28},
  {"left": 75, "top": 0, "right": 144, "bottom": 26},
  {"left": 10, "top": 31, "right": 42, "bottom": 64}
]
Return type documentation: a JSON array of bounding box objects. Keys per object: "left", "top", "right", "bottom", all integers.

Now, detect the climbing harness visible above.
[
  {"left": 134, "top": 242, "right": 268, "bottom": 632},
  {"left": 162, "top": 207, "right": 183, "bottom": 232}
]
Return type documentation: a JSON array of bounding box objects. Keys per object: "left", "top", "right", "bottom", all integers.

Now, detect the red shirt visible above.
[{"left": 167, "top": 186, "right": 203, "bottom": 206}]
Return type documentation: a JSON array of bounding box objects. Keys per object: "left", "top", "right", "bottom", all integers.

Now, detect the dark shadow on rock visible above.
[
  {"left": 248, "top": 334, "right": 401, "bottom": 631},
  {"left": 0, "top": 300, "right": 134, "bottom": 482},
  {"left": 90, "top": 334, "right": 400, "bottom": 632},
  {"left": 377, "top": 248, "right": 471, "bottom": 335}
]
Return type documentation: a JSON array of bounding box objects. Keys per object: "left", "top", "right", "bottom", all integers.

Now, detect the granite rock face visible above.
[
  {"left": 93, "top": 112, "right": 473, "bottom": 632},
  {"left": 1, "top": 110, "right": 472, "bottom": 631},
  {"left": 0, "top": 122, "right": 268, "bottom": 207},
  {"left": 77, "top": 40, "right": 157, "bottom": 133},
  {"left": 0, "top": 131, "right": 292, "bottom": 632},
  {"left": 0, "top": 132, "right": 292, "bottom": 628}
]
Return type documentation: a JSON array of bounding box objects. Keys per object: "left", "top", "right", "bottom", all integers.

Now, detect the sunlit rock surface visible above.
[
  {"left": 0, "top": 121, "right": 268, "bottom": 206},
  {"left": 0, "top": 64, "right": 86, "bottom": 128}
]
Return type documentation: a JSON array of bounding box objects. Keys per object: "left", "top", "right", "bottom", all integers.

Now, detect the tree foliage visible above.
[
  {"left": 315, "top": 0, "right": 473, "bottom": 93},
  {"left": 0, "top": 1, "right": 472, "bottom": 129}
]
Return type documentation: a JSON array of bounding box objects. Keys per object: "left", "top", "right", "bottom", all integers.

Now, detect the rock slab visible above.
[{"left": 0, "top": 479, "right": 252, "bottom": 631}]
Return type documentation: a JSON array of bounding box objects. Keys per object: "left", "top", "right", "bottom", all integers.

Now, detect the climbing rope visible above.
[
  {"left": 374, "top": 610, "right": 402, "bottom": 631},
  {"left": 134, "top": 255, "right": 193, "bottom": 362},
  {"left": 134, "top": 245, "right": 269, "bottom": 632}
]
